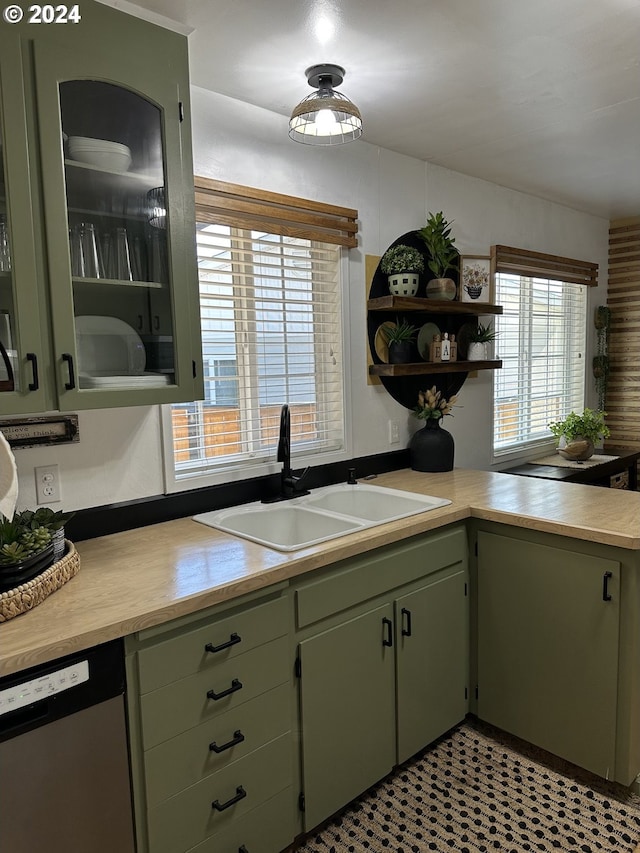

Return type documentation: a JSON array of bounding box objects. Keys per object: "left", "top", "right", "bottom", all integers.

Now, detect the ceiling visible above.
[{"left": 121, "top": 0, "right": 640, "bottom": 220}]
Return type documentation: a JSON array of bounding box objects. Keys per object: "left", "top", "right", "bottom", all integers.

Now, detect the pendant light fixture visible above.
[{"left": 289, "top": 64, "right": 362, "bottom": 145}]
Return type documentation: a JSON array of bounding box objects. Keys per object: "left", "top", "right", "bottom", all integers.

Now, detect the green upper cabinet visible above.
[{"left": 0, "top": 2, "right": 203, "bottom": 413}]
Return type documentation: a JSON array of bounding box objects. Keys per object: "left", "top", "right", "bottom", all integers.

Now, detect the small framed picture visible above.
[{"left": 459, "top": 255, "right": 493, "bottom": 303}]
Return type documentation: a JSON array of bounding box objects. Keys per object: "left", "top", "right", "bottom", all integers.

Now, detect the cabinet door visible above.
[
  {"left": 31, "top": 30, "right": 202, "bottom": 409},
  {"left": 477, "top": 531, "right": 620, "bottom": 778},
  {"left": 395, "top": 569, "right": 468, "bottom": 764},
  {"left": 298, "top": 603, "right": 395, "bottom": 831},
  {"left": 0, "top": 31, "right": 53, "bottom": 412}
]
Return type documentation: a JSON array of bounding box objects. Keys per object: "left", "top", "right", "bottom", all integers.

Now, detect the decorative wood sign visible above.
[{"left": 0, "top": 415, "right": 79, "bottom": 449}]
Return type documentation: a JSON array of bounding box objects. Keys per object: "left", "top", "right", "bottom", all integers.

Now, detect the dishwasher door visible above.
[{"left": 0, "top": 640, "right": 135, "bottom": 853}]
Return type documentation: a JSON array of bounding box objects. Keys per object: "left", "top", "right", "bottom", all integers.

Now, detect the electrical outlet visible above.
[
  {"left": 388, "top": 419, "right": 400, "bottom": 445},
  {"left": 35, "top": 464, "right": 62, "bottom": 504}
]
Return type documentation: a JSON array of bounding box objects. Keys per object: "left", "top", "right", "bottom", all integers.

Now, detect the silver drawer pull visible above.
[
  {"left": 209, "top": 729, "right": 245, "bottom": 753},
  {"left": 205, "top": 633, "right": 241, "bottom": 654},
  {"left": 212, "top": 785, "right": 246, "bottom": 812},
  {"left": 207, "top": 678, "right": 243, "bottom": 701}
]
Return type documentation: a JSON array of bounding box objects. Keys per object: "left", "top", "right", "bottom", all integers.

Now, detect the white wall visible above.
[
  {"left": 10, "top": 87, "right": 610, "bottom": 511},
  {"left": 425, "top": 164, "right": 609, "bottom": 470}
]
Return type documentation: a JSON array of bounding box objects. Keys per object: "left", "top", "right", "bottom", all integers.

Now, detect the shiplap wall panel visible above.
[{"left": 607, "top": 216, "right": 640, "bottom": 459}]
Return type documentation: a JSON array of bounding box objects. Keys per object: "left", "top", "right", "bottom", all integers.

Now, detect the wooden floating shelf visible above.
[
  {"left": 367, "top": 296, "right": 503, "bottom": 315},
  {"left": 369, "top": 360, "right": 502, "bottom": 376}
]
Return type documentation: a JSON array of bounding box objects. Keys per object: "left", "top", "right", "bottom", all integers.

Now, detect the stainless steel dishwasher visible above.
[{"left": 0, "top": 639, "right": 135, "bottom": 853}]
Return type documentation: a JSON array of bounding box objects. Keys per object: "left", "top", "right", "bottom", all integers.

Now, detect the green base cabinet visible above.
[
  {"left": 126, "top": 587, "right": 293, "bottom": 853},
  {"left": 395, "top": 569, "right": 468, "bottom": 764},
  {"left": 298, "top": 603, "right": 396, "bottom": 831},
  {"left": 294, "top": 525, "right": 469, "bottom": 831},
  {"left": 476, "top": 529, "right": 620, "bottom": 779}
]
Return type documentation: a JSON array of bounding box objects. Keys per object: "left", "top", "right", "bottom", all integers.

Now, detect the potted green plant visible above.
[
  {"left": 0, "top": 515, "right": 54, "bottom": 593},
  {"left": 467, "top": 322, "right": 498, "bottom": 361},
  {"left": 548, "top": 408, "right": 610, "bottom": 461},
  {"left": 15, "top": 507, "right": 75, "bottom": 562},
  {"left": 381, "top": 317, "right": 418, "bottom": 363},
  {"left": 379, "top": 245, "right": 425, "bottom": 297},
  {"left": 418, "top": 211, "right": 458, "bottom": 300}
]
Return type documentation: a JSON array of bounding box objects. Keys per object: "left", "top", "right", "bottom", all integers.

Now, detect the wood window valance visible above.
[
  {"left": 194, "top": 177, "right": 358, "bottom": 248},
  {"left": 491, "top": 245, "right": 598, "bottom": 287}
]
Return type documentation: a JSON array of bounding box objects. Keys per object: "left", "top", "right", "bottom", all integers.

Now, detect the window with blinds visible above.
[
  {"left": 491, "top": 245, "right": 597, "bottom": 459},
  {"left": 165, "top": 179, "right": 356, "bottom": 486}
]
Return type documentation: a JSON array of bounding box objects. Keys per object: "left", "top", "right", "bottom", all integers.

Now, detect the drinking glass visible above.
[
  {"left": 149, "top": 230, "right": 168, "bottom": 283},
  {"left": 70, "top": 223, "right": 102, "bottom": 278},
  {"left": 114, "top": 227, "right": 133, "bottom": 281},
  {"left": 80, "top": 223, "right": 102, "bottom": 278}
]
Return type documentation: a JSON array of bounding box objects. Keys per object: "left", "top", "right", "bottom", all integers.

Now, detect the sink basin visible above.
[
  {"left": 197, "top": 504, "right": 364, "bottom": 551},
  {"left": 193, "top": 483, "right": 451, "bottom": 552},
  {"left": 305, "top": 483, "right": 449, "bottom": 522}
]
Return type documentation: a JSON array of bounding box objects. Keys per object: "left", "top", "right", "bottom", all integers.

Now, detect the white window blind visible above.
[
  {"left": 491, "top": 246, "right": 597, "bottom": 459},
  {"left": 168, "top": 220, "right": 345, "bottom": 482}
]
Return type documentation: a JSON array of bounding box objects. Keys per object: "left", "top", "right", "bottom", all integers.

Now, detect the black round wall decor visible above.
[{"left": 367, "top": 230, "right": 471, "bottom": 411}]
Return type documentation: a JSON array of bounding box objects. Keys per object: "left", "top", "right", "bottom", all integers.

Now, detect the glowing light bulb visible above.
[{"left": 315, "top": 108, "right": 337, "bottom": 133}]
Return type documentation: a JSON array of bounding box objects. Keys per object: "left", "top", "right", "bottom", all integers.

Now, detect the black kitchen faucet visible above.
[{"left": 263, "top": 404, "right": 310, "bottom": 502}]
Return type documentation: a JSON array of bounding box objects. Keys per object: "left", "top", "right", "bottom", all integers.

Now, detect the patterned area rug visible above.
[{"left": 296, "top": 723, "right": 640, "bottom": 853}]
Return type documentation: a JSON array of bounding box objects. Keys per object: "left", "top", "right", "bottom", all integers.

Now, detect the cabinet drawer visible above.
[
  {"left": 185, "top": 787, "right": 294, "bottom": 853},
  {"left": 137, "top": 596, "right": 288, "bottom": 693},
  {"left": 141, "top": 636, "right": 289, "bottom": 749},
  {"left": 144, "top": 682, "right": 291, "bottom": 806},
  {"left": 295, "top": 525, "right": 466, "bottom": 627},
  {"left": 147, "top": 733, "right": 292, "bottom": 853}
]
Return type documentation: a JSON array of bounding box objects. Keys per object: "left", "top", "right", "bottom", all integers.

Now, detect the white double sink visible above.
[{"left": 193, "top": 483, "right": 451, "bottom": 552}]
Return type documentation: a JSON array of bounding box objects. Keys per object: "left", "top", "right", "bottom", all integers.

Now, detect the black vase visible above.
[{"left": 409, "top": 418, "right": 454, "bottom": 472}]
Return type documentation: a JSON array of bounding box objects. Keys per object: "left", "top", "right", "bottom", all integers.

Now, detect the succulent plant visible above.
[
  {"left": 0, "top": 524, "right": 52, "bottom": 567},
  {"left": 15, "top": 507, "right": 75, "bottom": 532},
  {"left": 0, "top": 506, "right": 73, "bottom": 568},
  {"left": 381, "top": 317, "right": 418, "bottom": 343},
  {"left": 469, "top": 322, "right": 498, "bottom": 343}
]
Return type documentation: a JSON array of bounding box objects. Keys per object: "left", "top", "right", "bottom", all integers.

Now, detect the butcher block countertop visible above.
[{"left": 2, "top": 468, "right": 639, "bottom": 677}]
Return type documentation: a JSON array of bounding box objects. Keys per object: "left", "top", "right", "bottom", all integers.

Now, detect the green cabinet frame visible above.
[{"left": 0, "top": 1, "right": 203, "bottom": 413}]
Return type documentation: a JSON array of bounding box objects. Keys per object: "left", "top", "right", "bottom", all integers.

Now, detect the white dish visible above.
[
  {"left": 68, "top": 136, "right": 130, "bottom": 153},
  {"left": 417, "top": 322, "right": 441, "bottom": 360},
  {"left": 79, "top": 373, "right": 170, "bottom": 389},
  {"left": 68, "top": 137, "right": 132, "bottom": 172},
  {"left": 75, "top": 316, "right": 146, "bottom": 377}
]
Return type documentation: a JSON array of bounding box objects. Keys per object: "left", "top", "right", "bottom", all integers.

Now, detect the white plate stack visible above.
[{"left": 68, "top": 136, "right": 132, "bottom": 172}]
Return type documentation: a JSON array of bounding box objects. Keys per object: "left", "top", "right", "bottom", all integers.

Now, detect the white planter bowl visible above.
[
  {"left": 467, "top": 341, "right": 488, "bottom": 361},
  {"left": 388, "top": 272, "right": 419, "bottom": 296}
]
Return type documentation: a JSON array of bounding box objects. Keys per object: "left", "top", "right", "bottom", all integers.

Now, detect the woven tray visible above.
[{"left": 0, "top": 541, "right": 81, "bottom": 623}]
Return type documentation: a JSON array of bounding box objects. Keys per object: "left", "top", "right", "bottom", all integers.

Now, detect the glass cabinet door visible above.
[
  {"left": 0, "top": 31, "right": 51, "bottom": 414},
  {"left": 33, "top": 36, "right": 201, "bottom": 408},
  {"left": 60, "top": 80, "right": 175, "bottom": 394}
]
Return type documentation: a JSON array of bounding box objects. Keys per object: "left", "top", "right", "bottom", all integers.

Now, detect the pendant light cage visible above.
[{"left": 289, "top": 64, "right": 363, "bottom": 146}]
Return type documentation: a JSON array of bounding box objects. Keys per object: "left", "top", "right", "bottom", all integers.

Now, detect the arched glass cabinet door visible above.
[
  {"left": 33, "top": 36, "right": 201, "bottom": 409},
  {"left": 59, "top": 80, "right": 174, "bottom": 394}
]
